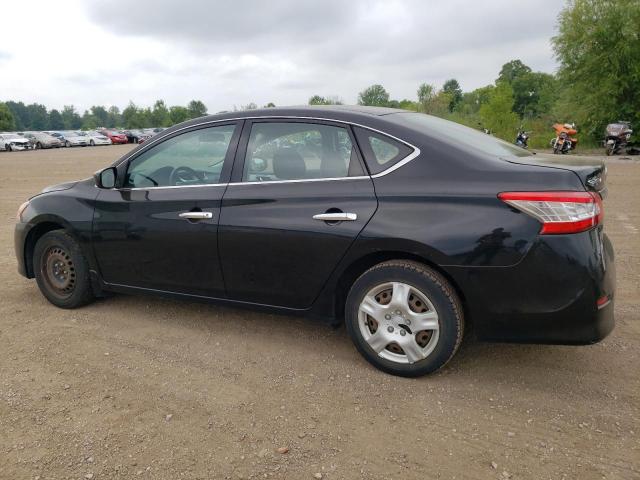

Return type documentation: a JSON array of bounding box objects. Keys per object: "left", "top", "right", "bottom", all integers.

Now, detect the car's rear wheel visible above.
[
  {"left": 345, "top": 260, "right": 464, "bottom": 377},
  {"left": 36, "top": 142, "right": 42, "bottom": 149},
  {"left": 65, "top": 141, "right": 71, "bottom": 148},
  {"left": 33, "top": 231, "right": 94, "bottom": 309},
  {"left": 6, "top": 144, "right": 12, "bottom": 152},
  {"left": 90, "top": 139, "right": 95, "bottom": 146}
]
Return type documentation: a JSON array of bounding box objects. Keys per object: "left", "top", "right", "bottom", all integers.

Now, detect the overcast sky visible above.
[{"left": 0, "top": 0, "right": 564, "bottom": 113}]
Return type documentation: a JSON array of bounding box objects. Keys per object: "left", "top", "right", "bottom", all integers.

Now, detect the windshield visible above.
[
  {"left": 75, "top": 131, "right": 87, "bottom": 136},
  {"left": 3, "top": 134, "right": 22, "bottom": 140},
  {"left": 389, "top": 112, "right": 533, "bottom": 158}
]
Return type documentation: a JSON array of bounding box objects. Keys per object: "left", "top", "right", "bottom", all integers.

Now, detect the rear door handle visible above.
[
  {"left": 179, "top": 211, "right": 213, "bottom": 220},
  {"left": 312, "top": 212, "right": 357, "bottom": 222}
]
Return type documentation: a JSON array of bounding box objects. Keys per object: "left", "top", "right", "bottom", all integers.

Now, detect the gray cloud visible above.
[
  {"left": 0, "top": 1, "right": 564, "bottom": 113},
  {"left": 82, "top": 0, "right": 562, "bottom": 105}
]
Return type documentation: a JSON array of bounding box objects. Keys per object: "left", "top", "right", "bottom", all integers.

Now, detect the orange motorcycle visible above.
[{"left": 550, "top": 123, "right": 578, "bottom": 154}]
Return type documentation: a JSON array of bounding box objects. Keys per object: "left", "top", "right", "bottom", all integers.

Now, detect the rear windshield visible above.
[{"left": 389, "top": 112, "right": 532, "bottom": 158}]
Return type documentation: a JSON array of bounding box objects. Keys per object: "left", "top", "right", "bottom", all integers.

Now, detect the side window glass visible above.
[
  {"left": 353, "top": 127, "right": 413, "bottom": 175},
  {"left": 242, "top": 122, "right": 363, "bottom": 182},
  {"left": 125, "top": 124, "right": 236, "bottom": 188}
]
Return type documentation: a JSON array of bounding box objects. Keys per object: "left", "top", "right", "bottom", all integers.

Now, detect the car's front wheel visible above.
[
  {"left": 345, "top": 260, "right": 464, "bottom": 377},
  {"left": 33, "top": 231, "right": 94, "bottom": 309}
]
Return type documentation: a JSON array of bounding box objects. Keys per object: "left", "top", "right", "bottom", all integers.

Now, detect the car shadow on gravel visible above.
[{"left": 79, "top": 291, "right": 603, "bottom": 391}]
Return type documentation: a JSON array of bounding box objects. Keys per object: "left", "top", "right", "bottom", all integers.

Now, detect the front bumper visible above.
[
  {"left": 15, "top": 221, "right": 29, "bottom": 278},
  {"left": 447, "top": 227, "right": 615, "bottom": 344}
]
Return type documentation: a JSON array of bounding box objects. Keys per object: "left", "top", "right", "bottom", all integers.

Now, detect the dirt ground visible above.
[{"left": 0, "top": 145, "right": 638, "bottom": 480}]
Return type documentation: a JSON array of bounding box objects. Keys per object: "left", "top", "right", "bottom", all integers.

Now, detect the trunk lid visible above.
[{"left": 504, "top": 153, "right": 607, "bottom": 197}]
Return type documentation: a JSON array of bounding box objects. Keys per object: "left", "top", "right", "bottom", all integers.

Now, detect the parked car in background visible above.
[
  {"left": 0, "top": 133, "right": 32, "bottom": 151},
  {"left": 60, "top": 131, "right": 91, "bottom": 147},
  {"left": 121, "top": 129, "right": 152, "bottom": 144},
  {"left": 99, "top": 129, "right": 128, "bottom": 144},
  {"left": 13, "top": 106, "right": 615, "bottom": 377},
  {"left": 24, "top": 132, "right": 63, "bottom": 149},
  {"left": 86, "top": 131, "right": 113, "bottom": 146}
]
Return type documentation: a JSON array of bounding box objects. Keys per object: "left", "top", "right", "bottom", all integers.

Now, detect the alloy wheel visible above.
[{"left": 358, "top": 282, "right": 439, "bottom": 364}]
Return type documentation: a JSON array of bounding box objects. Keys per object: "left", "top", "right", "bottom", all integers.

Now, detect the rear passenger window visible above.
[
  {"left": 354, "top": 127, "right": 413, "bottom": 175},
  {"left": 242, "top": 122, "right": 364, "bottom": 182}
]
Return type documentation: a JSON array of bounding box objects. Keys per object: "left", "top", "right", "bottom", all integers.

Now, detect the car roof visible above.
[{"left": 190, "top": 105, "right": 406, "bottom": 124}]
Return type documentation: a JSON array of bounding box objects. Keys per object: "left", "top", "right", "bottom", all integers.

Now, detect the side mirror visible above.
[{"left": 94, "top": 167, "right": 117, "bottom": 189}]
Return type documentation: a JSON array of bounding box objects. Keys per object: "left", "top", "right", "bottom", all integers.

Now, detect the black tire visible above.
[
  {"left": 65, "top": 141, "right": 71, "bottom": 148},
  {"left": 33, "top": 230, "right": 94, "bottom": 309},
  {"left": 6, "top": 144, "right": 12, "bottom": 152},
  {"left": 36, "top": 142, "right": 42, "bottom": 150},
  {"left": 345, "top": 260, "right": 464, "bottom": 377},
  {"left": 90, "top": 139, "right": 95, "bottom": 146}
]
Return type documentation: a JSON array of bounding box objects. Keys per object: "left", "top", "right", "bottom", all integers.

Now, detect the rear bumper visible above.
[{"left": 447, "top": 227, "right": 615, "bottom": 344}]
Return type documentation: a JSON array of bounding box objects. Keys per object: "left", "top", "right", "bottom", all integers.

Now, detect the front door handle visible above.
[
  {"left": 179, "top": 211, "right": 213, "bottom": 220},
  {"left": 312, "top": 212, "right": 357, "bottom": 222}
]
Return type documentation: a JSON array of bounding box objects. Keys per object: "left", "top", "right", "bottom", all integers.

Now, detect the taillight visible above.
[{"left": 498, "top": 191, "right": 603, "bottom": 234}]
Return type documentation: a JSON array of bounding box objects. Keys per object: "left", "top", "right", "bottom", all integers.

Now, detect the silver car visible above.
[
  {"left": 60, "top": 131, "right": 91, "bottom": 147},
  {"left": 24, "top": 132, "right": 63, "bottom": 149},
  {"left": 0, "top": 133, "right": 32, "bottom": 151}
]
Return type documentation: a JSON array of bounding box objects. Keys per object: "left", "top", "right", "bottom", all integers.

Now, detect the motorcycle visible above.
[
  {"left": 603, "top": 121, "right": 632, "bottom": 156},
  {"left": 550, "top": 123, "right": 578, "bottom": 154},
  {"left": 515, "top": 129, "right": 529, "bottom": 149}
]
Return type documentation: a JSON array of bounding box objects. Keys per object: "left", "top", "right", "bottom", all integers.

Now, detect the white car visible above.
[
  {"left": 0, "top": 133, "right": 32, "bottom": 151},
  {"left": 85, "top": 131, "right": 112, "bottom": 146}
]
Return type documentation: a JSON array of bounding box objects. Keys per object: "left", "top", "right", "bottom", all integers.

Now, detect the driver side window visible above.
[{"left": 125, "top": 124, "right": 236, "bottom": 188}]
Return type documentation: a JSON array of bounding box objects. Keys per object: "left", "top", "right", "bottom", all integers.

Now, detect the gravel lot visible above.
[{"left": 1, "top": 145, "right": 638, "bottom": 480}]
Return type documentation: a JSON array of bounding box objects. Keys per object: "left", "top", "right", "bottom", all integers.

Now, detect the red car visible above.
[{"left": 99, "top": 129, "right": 128, "bottom": 144}]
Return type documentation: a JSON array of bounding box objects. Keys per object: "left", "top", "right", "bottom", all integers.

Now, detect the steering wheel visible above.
[{"left": 170, "top": 166, "right": 202, "bottom": 186}]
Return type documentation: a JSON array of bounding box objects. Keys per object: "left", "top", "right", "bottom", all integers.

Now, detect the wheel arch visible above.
[
  {"left": 332, "top": 250, "right": 468, "bottom": 323},
  {"left": 22, "top": 217, "right": 72, "bottom": 278}
]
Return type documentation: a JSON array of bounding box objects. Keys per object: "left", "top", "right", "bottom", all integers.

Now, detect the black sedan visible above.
[{"left": 14, "top": 106, "right": 615, "bottom": 377}]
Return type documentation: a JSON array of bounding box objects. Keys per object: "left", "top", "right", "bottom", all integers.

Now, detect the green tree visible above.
[
  {"left": 442, "top": 79, "right": 463, "bottom": 111},
  {"left": 81, "top": 110, "right": 99, "bottom": 129},
  {"left": 417, "top": 83, "right": 435, "bottom": 112},
  {"left": 151, "top": 100, "right": 170, "bottom": 127},
  {"left": 309, "top": 95, "right": 342, "bottom": 105},
  {"left": 26, "top": 103, "right": 49, "bottom": 130},
  {"left": 169, "top": 105, "right": 189, "bottom": 125},
  {"left": 89, "top": 106, "right": 109, "bottom": 127},
  {"left": 264, "top": 102, "right": 276, "bottom": 108},
  {"left": 309, "top": 95, "right": 327, "bottom": 105},
  {"left": 552, "top": 0, "right": 640, "bottom": 137},
  {"left": 358, "top": 84, "right": 389, "bottom": 107},
  {"left": 122, "top": 102, "right": 143, "bottom": 128},
  {"left": 497, "top": 59, "right": 532, "bottom": 84},
  {"left": 107, "top": 106, "right": 121, "bottom": 128},
  {"left": 61, "top": 105, "right": 82, "bottom": 130},
  {"left": 0, "top": 102, "right": 15, "bottom": 130},
  {"left": 187, "top": 100, "right": 208, "bottom": 119},
  {"left": 48, "top": 109, "right": 64, "bottom": 130},
  {"left": 511, "top": 71, "right": 558, "bottom": 117},
  {"left": 5, "top": 101, "right": 28, "bottom": 130},
  {"left": 479, "top": 82, "right": 519, "bottom": 140}
]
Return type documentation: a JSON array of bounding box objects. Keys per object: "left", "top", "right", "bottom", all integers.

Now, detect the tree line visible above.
[{"left": 0, "top": 100, "right": 208, "bottom": 132}]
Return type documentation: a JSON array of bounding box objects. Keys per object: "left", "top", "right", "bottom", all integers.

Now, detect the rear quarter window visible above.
[{"left": 353, "top": 127, "right": 413, "bottom": 175}]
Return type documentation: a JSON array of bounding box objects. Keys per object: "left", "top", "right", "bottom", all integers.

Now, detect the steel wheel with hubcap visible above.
[
  {"left": 346, "top": 260, "right": 464, "bottom": 377},
  {"left": 358, "top": 282, "right": 439, "bottom": 364}
]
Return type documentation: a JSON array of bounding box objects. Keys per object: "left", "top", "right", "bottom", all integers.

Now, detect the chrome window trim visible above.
[{"left": 114, "top": 115, "right": 420, "bottom": 190}]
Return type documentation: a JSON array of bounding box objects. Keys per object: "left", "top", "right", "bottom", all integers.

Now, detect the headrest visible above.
[{"left": 273, "top": 148, "right": 306, "bottom": 180}]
